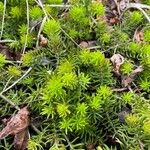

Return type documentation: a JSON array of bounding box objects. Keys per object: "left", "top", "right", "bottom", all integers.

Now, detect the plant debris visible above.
[
  {"left": 110, "top": 54, "right": 125, "bottom": 76},
  {"left": 0, "top": 107, "right": 30, "bottom": 150},
  {"left": 122, "top": 65, "right": 143, "bottom": 87}
]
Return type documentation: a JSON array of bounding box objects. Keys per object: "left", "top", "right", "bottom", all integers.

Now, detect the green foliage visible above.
[
  {"left": 143, "top": 121, "right": 150, "bottom": 135},
  {"left": 10, "top": 6, "right": 23, "bottom": 19},
  {"left": 43, "top": 20, "right": 60, "bottom": 36},
  {"left": 122, "top": 92, "right": 135, "bottom": 104},
  {"left": 90, "top": 1, "right": 105, "bottom": 16},
  {"left": 30, "top": 6, "right": 43, "bottom": 20},
  {"left": 144, "top": 27, "right": 150, "bottom": 42},
  {"left": 43, "top": 76, "right": 66, "bottom": 100},
  {"left": 57, "top": 103, "right": 70, "bottom": 118},
  {"left": 120, "top": 61, "right": 134, "bottom": 75},
  {"left": 0, "top": 0, "right": 150, "bottom": 149},
  {"left": 139, "top": 79, "right": 150, "bottom": 92},
  {"left": 69, "top": 6, "right": 89, "bottom": 25},
  {"left": 125, "top": 114, "right": 140, "bottom": 127},
  {"left": 123, "top": 11, "right": 143, "bottom": 30},
  {"left": 47, "top": 0, "right": 62, "bottom": 4},
  {"left": 7, "top": 65, "right": 21, "bottom": 77},
  {"left": 0, "top": 54, "right": 6, "bottom": 68},
  {"left": 0, "top": 2, "right": 4, "bottom": 15}
]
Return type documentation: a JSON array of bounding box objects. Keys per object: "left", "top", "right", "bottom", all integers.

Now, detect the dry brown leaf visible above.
[
  {"left": 119, "top": 0, "right": 128, "bottom": 11},
  {"left": 79, "top": 41, "right": 89, "bottom": 48},
  {"left": 0, "top": 44, "right": 21, "bottom": 60},
  {"left": 86, "top": 144, "right": 95, "bottom": 150},
  {"left": 121, "top": 76, "right": 133, "bottom": 87},
  {"left": 122, "top": 66, "right": 143, "bottom": 87},
  {"left": 110, "top": 54, "right": 124, "bottom": 76},
  {"left": 79, "top": 41, "right": 97, "bottom": 49},
  {"left": 131, "top": 65, "right": 143, "bottom": 77},
  {"left": 133, "top": 30, "right": 144, "bottom": 43},
  {"left": 0, "top": 106, "right": 30, "bottom": 150},
  {"left": 39, "top": 34, "right": 48, "bottom": 47},
  {"left": 0, "top": 44, "right": 14, "bottom": 60},
  {"left": 14, "top": 129, "right": 29, "bottom": 150}
]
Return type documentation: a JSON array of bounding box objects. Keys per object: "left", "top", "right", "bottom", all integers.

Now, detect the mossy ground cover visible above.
[{"left": 0, "top": 0, "right": 150, "bottom": 149}]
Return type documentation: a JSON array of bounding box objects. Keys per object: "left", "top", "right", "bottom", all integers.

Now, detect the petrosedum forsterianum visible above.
[
  {"left": 1, "top": 0, "right": 150, "bottom": 149},
  {"left": 0, "top": 54, "right": 6, "bottom": 68}
]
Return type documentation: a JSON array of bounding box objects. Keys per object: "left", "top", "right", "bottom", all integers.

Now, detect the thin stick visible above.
[
  {"left": 0, "top": 94, "right": 20, "bottom": 110},
  {"left": 22, "top": 0, "right": 30, "bottom": 55},
  {"left": 128, "top": 3, "right": 150, "bottom": 10},
  {"left": 36, "top": 16, "right": 47, "bottom": 48},
  {"left": 0, "top": 0, "right": 7, "bottom": 39},
  {"left": 112, "top": 87, "right": 128, "bottom": 92},
  {"left": 0, "top": 67, "right": 32, "bottom": 94},
  {"left": 3, "top": 77, "right": 13, "bottom": 92},
  {"left": 0, "top": 40, "right": 14, "bottom": 43},
  {"left": 87, "top": 45, "right": 101, "bottom": 50},
  {"left": 45, "top": 4, "right": 71, "bottom": 8}
]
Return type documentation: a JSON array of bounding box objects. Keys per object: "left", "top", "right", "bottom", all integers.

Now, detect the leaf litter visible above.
[{"left": 0, "top": 106, "right": 30, "bottom": 150}]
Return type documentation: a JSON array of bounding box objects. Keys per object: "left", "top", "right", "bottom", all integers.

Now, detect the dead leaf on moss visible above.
[
  {"left": 0, "top": 106, "right": 30, "bottom": 150},
  {"left": 122, "top": 66, "right": 143, "bottom": 87},
  {"left": 39, "top": 34, "right": 48, "bottom": 47},
  {"left": 110, "top": 54, "right": 124, "bottom": 76},
  {"left": 121, "top": 76, "right": 133, "bottom": 87},
  {"left": 0, "top": 44, "right": 14, "bottom": 60},
  {"left": 86, "top": 144, "right": 95, "bottom": 150},
  {"left": 14, "top": 129, "right": 29, "bottom": 150},
  {"left": 0, "top": 44, "right": 21, "bottom": 60},
  {"left": 133, "top": 30, "right": 144, "bottom": 43},
  {"left": 131, "top": 65, "right": 143, "bottom": 77},
  {"left": 79, "top": 41, "right": 89, "bottom": 48},
  {"left": 119, "top": 0, "right": 128, "bottom": 11},
  {"left": 79, "top": 41, "right": 97, "bottom": 49}
]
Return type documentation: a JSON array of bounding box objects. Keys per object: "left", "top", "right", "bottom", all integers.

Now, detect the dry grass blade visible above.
[{"left": 122, "top": 3, "right": 150, "bottom": 23}]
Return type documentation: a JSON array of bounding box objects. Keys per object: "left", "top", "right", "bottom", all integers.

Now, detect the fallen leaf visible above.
[
  {"left": 131, "top": 65, "right": 143, "bottom": 78},
  {"left": 79, "top": 41, "right": 89, "bottom": 48},
  {"left": 39, "top": 34, "right": 48, "bottom": 47},
  {"left": 0, "top": 44, "right": 21, "bottom": 60},
  {"left": 14, "top": 129, "right": 29, "bottom": 150},
  {"left": 0, "top": 44, "right": 14, "bottom": 60},
  {"left": 86, "top": 144, "right": 95, "bottom": 150},
  {"left": 121, "top": 66, "right": 143, "bottom": 87},
  {"left": 110, "top": 54, "right": 124, "bottom": 76},
  {"left": 109, "top": 17, "right": 120, "bottom": 25},
  {"left": 121, "top": 76, "right": 133, "bottom": 87},
  {"left": 119, "top": 0, "right": 128, "bottom": 11},
  {"left": 0, "top": 106, "right": 30, "bottom": 150},
  {"left": 133, "top": 30, "right": 144, "bottom": 43},
  {"left": 79, "top": 41, "right": 97, "bottom": 49}
]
